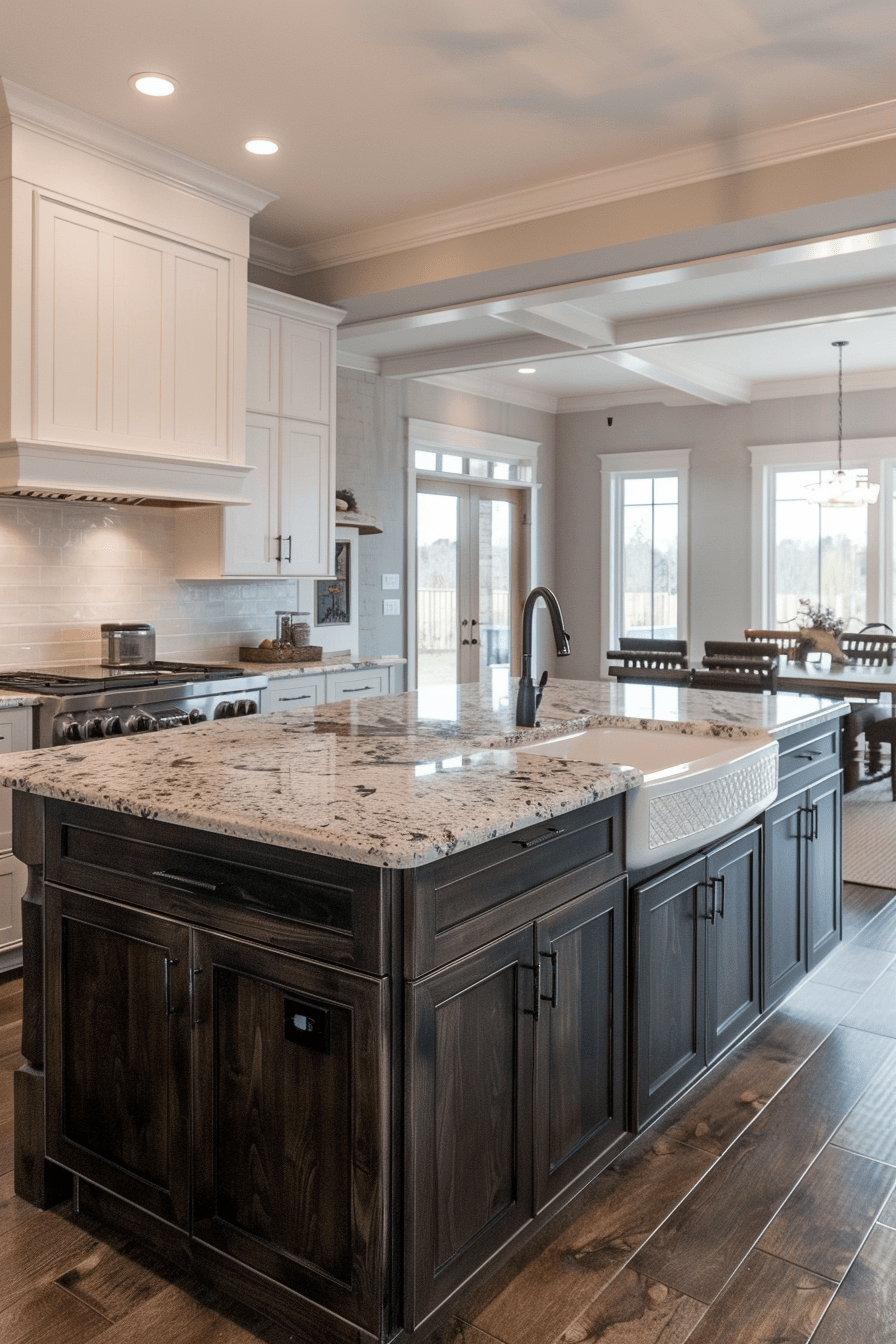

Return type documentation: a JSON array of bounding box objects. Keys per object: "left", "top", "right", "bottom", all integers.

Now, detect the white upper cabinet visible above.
[
  {"left": 175, "top": 286, "right": 344, "bottom": 579},
  {"left": 35, "top": 198, "right": 231, "bottom": 461}
]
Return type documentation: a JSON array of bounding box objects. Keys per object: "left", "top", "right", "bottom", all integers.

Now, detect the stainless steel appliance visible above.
[
  {"left": 0, "top": 662, "right": 267, "bottom": 747},
  {"left": 101, "top": 622, "right": 156, "bottom": 665}
]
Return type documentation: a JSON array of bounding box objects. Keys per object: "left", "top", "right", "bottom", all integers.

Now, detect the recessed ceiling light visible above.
[
  {"left": 245, "top": 138, "right": 279, "bottom": 156},
  {"left": 518, "top": 367, "right": 537, "bottom": 375},
  {"left": 129, "top": 73, "right": 177, "bottom": 97}
]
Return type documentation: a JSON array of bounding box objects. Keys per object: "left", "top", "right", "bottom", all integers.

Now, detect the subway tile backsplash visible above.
[{"left": 0, "top": 500, "right": 297, "bottom": 667}]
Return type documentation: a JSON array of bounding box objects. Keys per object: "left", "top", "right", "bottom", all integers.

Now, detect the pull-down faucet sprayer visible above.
[{"left": 515, "top": 586, "right": 571, "bottom": 727}]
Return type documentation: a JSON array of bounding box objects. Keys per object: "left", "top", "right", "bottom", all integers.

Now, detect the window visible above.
[
  {"left": 600, "top": 450, "right": 690, "bottom": 665},
  {"left": 751, "top": 441, "right": 893, "bottom": 631}
]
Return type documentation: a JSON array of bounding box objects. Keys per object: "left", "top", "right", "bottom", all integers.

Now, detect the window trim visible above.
[
  {"left": 599, "top": 450, "right": 690, "bottom": 677},
  {"left": 750, "top": 438, "right": 894, "bottom": 628}
]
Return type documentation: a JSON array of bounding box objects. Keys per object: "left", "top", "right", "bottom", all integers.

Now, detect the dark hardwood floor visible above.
[{"left": 3, "top": 880, "right": 896, "bottom": 1343}]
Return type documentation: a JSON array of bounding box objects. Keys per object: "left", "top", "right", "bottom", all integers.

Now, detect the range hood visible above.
[
  {"left": 0, "top": 441, "right": 254, "bottom": 508},
  {"left": 0, "top": 80, "right": 276, "bottom": 507}
]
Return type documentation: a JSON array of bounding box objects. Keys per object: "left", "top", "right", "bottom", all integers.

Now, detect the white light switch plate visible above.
[
  {"left": 383, "top": 599, "right": 400, "bottom": 615},
  {"left": 382, "top": 573, "right": 400, "bottom": 589}
]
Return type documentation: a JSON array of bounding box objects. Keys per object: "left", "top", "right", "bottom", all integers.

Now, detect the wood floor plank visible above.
[
  {"left": 842, "top": 968, "right": 896, "bottom": 1037},
  {"left": 555, "top": 1266, "right": 706, "bottom": 1344},
  {"left": 425, "top": 1319, "right": 505, "bottom": 1344},
  {"left": 70, "top": 1276, "right": 293, "bottom": 1344},
  {"left": 0, "top": 977, "right": 23, "bottom": 1002},
  {"left": 659, "top": 1003, "right": 843, "bottom": 1157},
  {"left": 630, "top": 1027, "right": 896, "bottom": 1304},
  {"left": 842, "top": 883, "right": 896, "bottom": 941},
  {"left": 0, "top": 1170, "right": 42, "bottom": 1238},
  {"left": 465, "top": 1138, "right": 715, "bottom": 1344},
  {"left": 0, "top": 1205, "right": 102, "bottom": 1307},
  {"left": 854, "top": 899, "right": 896, "bottom": 953},
  {"left": 0, "top": 1017, "right": 23, "bottom": 1059},
  {"left": 774, "top": 976, "right": 861, "bottom": 1026},
  {"left": 55, "top": 1233, "right": 182, "bottom": 1323},
  {"left": 757, "top": 1144, "right": 896, "bottom": 1280},
  {"left": 809, "top": 1223, "right": 896, "bottom": 1343},
  {"left": 878, "top": 1189, "right": 896, "bottom": 1230},
  {"left": 810, "top": 942, "right": 895, "bottom": 995},
  {"left": 0, "top": 1280, "right": 111, "bottom": 1344},
  {"left": 830, "top": 1059, "right": 896, "bottom": 1164},
  {"left": 680, "top": 1250, "right": 835, "bottom": 1344}
]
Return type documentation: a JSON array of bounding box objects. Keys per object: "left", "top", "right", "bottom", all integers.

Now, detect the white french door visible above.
[{"left": 416, "top": 481, "right": 523, "bottom": 688}]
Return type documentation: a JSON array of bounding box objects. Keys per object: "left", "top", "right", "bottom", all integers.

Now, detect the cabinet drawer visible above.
[
  {"left": 261, "top": 674, "right": 325, "bottom": 713},
  {"left": 406, "top": 795, "right": 625, "bottom": 975},
  {"left": 776, "top": 721, "right": 841, "bottom": 791},
  {"left": 327, "top": 668, "right": 389, "bottom": 701},
  {"left": 45, "top": 801, "right": 391, "bottom": 974}
]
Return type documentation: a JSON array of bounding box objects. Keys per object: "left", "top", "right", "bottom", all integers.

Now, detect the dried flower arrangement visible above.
[{"left": 796, "top": 599, "right": 845, "bottom": 637}]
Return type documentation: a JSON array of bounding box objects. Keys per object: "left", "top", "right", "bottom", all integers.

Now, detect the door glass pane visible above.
[
  {"left": 620, "top": 476, "right": 679, "bottom": 639},
  {"left": 478, "top": 498, "right": 513, "bottom": 704},
  {"left": 417, "top": 493, "right": 459, "bottom": 686},
  {"left": 773, "top": 469, "right": 868, "bottom": 626}
]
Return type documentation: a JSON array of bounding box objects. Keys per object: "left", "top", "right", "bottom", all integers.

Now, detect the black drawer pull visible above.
[
  {"left": 512, "top": 826, "right": 566, "bottom": 850},
  {"left": 280, "top": 694, "right": 312, "bottom": 702},
  {"left": 343, "top": 685, "right": 374, "bottom": 693},
  {"left": 152, "top": 869, "right": 220, "bottom": 893},
  {"left": 792, "top": 750, "right": 823, "bottom": 761}
]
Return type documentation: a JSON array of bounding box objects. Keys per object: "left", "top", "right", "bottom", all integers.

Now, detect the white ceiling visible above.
[{"left": 2, "top": 0, "right": 895, "bottom": 410}]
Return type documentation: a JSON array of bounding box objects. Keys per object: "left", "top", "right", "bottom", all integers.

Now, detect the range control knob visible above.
[
  {"left": 86, "top": 717, "right": 105, "bottom": 739},
  {"left": 103, "top": 715, "right": 123, "bottom": 736},
  {"left": 234, "top": 699, "right": 258, "bottom": 716},
  {"left": 214, "top": 701, "right": 236, "bottom": 719},
  {"left": 61, "top": 718, "right": 85, "bottom": 742},
  {"left": 126, "top": 713, "right": 158, "bottom": 734},
  {"left": 188, "top": 709, "right": 206, "bottom": 724}
]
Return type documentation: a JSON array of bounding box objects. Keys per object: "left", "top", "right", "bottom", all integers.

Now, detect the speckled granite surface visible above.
[
  {"left": 235, "top": 655, "right": 405, "bottom": 679},
  {"left": 0, "top": 678, "right": 847, "bottom": 868}
]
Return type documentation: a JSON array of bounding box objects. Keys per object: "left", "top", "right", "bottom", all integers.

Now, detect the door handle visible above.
[
  {"left": 283, "top": 535, "right": 292, "bottom": 563},
  {"left": 163, "top": 956, "right": 180, "bottom": 1017},
  {"left": 539, "top": 949, "right": 559, "bottom": 1008},
  {"left": 521, "top": 958, "right": 541, "bottom": 1021}
]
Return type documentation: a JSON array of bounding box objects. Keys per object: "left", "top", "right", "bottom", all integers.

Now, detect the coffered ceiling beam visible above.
[
  {"left": 492, "top": 303, "right": 615, "bottom": 349},
  {"left": 378, "top": 335, "right": 571, "bottom": 378},
  {"left": 595, "top": 351, "right": 750, "bottom": 404}
]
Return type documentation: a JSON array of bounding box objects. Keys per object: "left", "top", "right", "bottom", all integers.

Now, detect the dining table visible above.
[{"left": 773, "top": 657, "right": 896, "bottom": 792}]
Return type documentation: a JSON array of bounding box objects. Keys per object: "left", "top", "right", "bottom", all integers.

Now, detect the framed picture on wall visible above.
[{"left": 316, "top": 541, "right": 350, "bottom": 624}]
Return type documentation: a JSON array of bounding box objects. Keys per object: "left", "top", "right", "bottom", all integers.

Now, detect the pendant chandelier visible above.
[{"left": 805, "top": 341, "right": 879, "bottom": 508}]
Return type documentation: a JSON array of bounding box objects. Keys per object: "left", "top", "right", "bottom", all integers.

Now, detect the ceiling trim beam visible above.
[
  {"left": 595, "top": 351, "right": 750, "bottom": 404},
  {"left": 492, "top": 304, "right": 614, "bottom": 349},
  {"left": 378, "top": 335, "right": 571, "bottom": 379}
]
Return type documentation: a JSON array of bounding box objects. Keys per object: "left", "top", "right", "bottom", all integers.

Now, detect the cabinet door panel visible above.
[
  {"left": 634, "top": 855, "right": 706, "bottom": 1127},
  {"left": 223, "top": 413, "right": 279, "bottom": 575},
  {"left": 280, "top": 419, "right": 333, "bottom": 575},
  {"left": 407, "top": 928, "right": 534, "bottom": 1327},
  {"left": 763, "top": 790, "right": 806, "bottom": 1008},
  {"left": 807, "top": 773, "right": 842, "bottom": 969},
  {"left": 111, "top": 233, "right": 164, "bottom": 439},
  {"left": 44, "top": 886, "right": 191, "bottom": 1227},
  {"left": 280, "top": 317, "right": 330, "bottom": 423},
  {"left": 192, "top": 932, "right": 388, "bottom": 1334},
  {"left": 706, "top": 825, "right": 761, "bottom": 1062},
  {"left": 246, "top": 307, "right": 280, "bottom": 413},
  {"left": 172, "top": 251, "right": 225, "bottom": 451},
  {"left": 535, "top": 877, "right": 626, "bottom": 1212}
]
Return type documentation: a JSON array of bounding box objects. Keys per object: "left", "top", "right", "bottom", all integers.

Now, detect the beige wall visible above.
[{"left": 555, "top": 388, "right": 896, "bottom": 678}]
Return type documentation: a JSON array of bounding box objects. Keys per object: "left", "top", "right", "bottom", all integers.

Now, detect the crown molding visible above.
[
  {"left": 249, "top": 98, "right": 896, "bottom": 276},
  {"left": 416, "top": 372, "right": 560, "bottom": 414},
  {"left": 337, "top": 350, "right": 381, "bottom": 374},
  {"left": 750, "top": 369, "right": 896, "bottom": 400},
  {"left": 1, "top": 78, "right": 277, "bottom": 218}
]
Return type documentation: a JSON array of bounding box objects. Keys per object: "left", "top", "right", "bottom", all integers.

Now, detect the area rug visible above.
[{"left": 843, "top": 779, "right": 896, "bottom": 889}]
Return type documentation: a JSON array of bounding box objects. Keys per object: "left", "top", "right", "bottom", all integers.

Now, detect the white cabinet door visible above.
[
  {"left": 0, "top": 709, "right": 31, "bottom": 852},
  {"left": 222, "top": 414, "right": 280, "bottom": 576},
  {"left": 36, "top": 198, "right": 232, "bottom": 461},
  {"left": 261, "top": 675, "right": 326, "bottom": 713},
  {"left": 280, "top": 317, "right": 331, "bottom": 424},
  {"left": 246, "top": 307, "right": 280, "bottom": 415},
  {"left": 279, "top": 419, "right": 334, "bottom": 577}
]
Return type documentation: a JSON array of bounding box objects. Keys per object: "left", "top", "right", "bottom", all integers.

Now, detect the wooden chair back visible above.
[
  {"left": 691, "top": 640, "right": 779, "bottom": 693},
  {"left": 744, "top": 629, "right": 801, "bottom": 660},
  {"left": 839, "top": 633, "right": 896, "bottom": 666},
  {"left": 608, "top": 637, "right": 688, "bottom": 670},
  {"left": 606, "top": 665, "right": 691, "bottom": 685}
]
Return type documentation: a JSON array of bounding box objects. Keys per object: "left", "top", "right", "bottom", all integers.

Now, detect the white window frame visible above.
[
  {"left": 407, "top": 419, "right": 540, "bottom": 690},
  {"left": 599, "top": 450, "right": 690, "bottom": 678},
  {"left": 750, "top": 439, "right": 895, "bottom": 629}
]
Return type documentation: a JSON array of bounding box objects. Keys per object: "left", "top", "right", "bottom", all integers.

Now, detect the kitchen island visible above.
[{"left": 4, "top": 679, "right": 848, "bottom": 1344}]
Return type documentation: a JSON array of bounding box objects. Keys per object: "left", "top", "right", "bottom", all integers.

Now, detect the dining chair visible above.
[
  {"left": 744, "top": 629, "right": 801, "bottom": 660},
  {"left": 690, "top": 640, "right": 779, "bottom": 694},
  {"left": 838, "top": 632, "right": 896, "bottom": 666},
  {"left": 606, "top": 637, "right": 690, "bottom": 685}
]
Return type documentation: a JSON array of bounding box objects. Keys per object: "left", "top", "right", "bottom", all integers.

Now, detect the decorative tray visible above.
[{"left": 239, "top": 645, "right": 324, "bottom": 663}]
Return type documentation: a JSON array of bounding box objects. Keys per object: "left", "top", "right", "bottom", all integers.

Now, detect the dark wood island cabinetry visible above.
[{"left": 6, "top": 683, "right": 847, "bottom": 1343}]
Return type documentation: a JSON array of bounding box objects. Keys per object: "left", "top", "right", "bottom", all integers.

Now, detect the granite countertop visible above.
[
  {"left": 0, "top": 679, "right": 847, "bottom": 868},
  {"left": 234, "top": 654, "right": 405, "bottom": 679},
  {"left": 0, "top": 694, "right": 42, "bottom": 709}
]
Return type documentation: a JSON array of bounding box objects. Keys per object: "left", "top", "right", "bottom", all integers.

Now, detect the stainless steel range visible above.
[{"left": 0, "top": 662, "right": 267, "bottom": 747}]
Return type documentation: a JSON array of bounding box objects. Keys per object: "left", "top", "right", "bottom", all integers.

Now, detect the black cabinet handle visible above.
[
  {"left": 512, "top": 826, "right": 566, "bottom": 851},
  {"left": 284, "top": 535, "right": 292, "bottom": 563},
  {"left": 521, "top": 959, "right": 541, "bottom": 1020},
  {"left": 793, "top": 750, "right": 822, "bottom": 761},
  {"left": 539, "top": 949, "right": 559, "bottom": 1007},
  {"left": 189, "top": 966, "right": 204, "bottom": 1029},
  {"left": 152, "top": 868, "right": 219, "bottom": 893},
  {"left": 343, "top": 685, "right": 374, "bottom": 693},
  {"left": 280, "top": 693, "right": 312, "bottom": 702},
  {"left": 163, "top": 956, "right": 180, "bottom": 1017}
]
